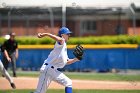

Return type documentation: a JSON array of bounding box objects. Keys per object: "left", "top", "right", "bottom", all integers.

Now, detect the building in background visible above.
[{"left": 0, "top": 0, "right": 140, "bottom": 36}]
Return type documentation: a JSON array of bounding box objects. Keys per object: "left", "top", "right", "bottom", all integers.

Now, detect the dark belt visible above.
[{"left": 44, "top": 63, "right": 54, "bottom": 69}]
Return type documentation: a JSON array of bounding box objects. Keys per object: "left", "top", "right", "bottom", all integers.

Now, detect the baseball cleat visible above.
[{"left": 10, "top": 83, "right": 16, "bottom": 89}]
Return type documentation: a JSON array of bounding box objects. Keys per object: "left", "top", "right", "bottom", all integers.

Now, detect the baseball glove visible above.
[{"left": 73, "top": 44, "right": 84, "bottom": 60}]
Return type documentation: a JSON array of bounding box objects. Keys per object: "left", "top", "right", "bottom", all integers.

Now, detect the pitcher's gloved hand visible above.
[{"left": 73, "top": 44, "right": 84, "bottom": 60}]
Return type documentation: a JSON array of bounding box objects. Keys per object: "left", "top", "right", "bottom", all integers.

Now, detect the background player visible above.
[
  {"left": 34, "top": 27, "right": 82, "bottom": 93},
  {"left": 0, "top": 45, "right": 16, "bottom": 89},
  {"left": 1, "top": 32, "right": 18, "bottom": 77}
]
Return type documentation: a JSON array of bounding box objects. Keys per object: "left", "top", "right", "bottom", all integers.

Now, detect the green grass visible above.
[
  {"left": 0, "top": 89, "right": 140, "bottom": 93},
  {"left": 1, "top": 71, "right": 140, "bottom": 82},
  {"left": 10, "top": 71, "right": 40, "bottom": 77},
  {"left": 3, "top": 71, "right": 140, "bottom": 81},
  {"left": 65, "top": 72, "right": 140, "bottom": 81}
]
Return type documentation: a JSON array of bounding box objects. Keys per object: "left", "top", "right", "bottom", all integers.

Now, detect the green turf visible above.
[
  {"left": 65, "top": 72, "right": 140, "bottom": 81},
  {"left": 1, "top": 71, "right": 140, "bottom": 81},
  {"left": 0, "top": 89, "right": 140, "bottom": 93}
]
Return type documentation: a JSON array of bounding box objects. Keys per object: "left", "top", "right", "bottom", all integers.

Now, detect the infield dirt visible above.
[{"left": 0, "top": 77, "right": 140, "bottom": 90}]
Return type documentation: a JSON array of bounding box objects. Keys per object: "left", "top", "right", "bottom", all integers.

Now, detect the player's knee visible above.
[{"left": 65, "top": 79, "right": 72, "bottom": 87}]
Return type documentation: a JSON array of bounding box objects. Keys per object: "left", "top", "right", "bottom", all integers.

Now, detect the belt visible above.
[{"left": 44, "top": 63, "right": 54, "bottom": 69}]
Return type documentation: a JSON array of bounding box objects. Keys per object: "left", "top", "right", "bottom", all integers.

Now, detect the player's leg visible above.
[
  {"left": 34, "top": 66, "right": 52, "bottom": 93},
  {"left": 0, "top": 60, "right": 13, "bottom": 83},
  {"left": 2, "top": 55, "right": 9, "bottom": 70},
  {"left": 65, "top": 87, "right": 72, "bottom": 93},
  {"left": 52, "top": 70, "right": 72, "bottom": 93},
  {"left": 0, "top": 61, "right": 16, "bottom": 89},
  {"left": 11, "top": 54, "right": 17, "bottom": 77}
]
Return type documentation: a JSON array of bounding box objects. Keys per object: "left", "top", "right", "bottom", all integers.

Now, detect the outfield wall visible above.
[{"left": 14, "top": 44, "right": 140, "bottom": 71}]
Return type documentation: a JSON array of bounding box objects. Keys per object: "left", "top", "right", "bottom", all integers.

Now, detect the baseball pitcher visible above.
[{"left": 33, "top": 27, "right": 84, "bottom": 93}]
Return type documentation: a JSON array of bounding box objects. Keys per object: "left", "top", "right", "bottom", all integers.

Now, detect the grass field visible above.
[
  {"left": 3, "top": 71, "right": 140, "bottom": 81},
  {"left": 0, "top": 89, "right": 140, "bottom": 93},
  {"left": 1, "top": 71, "right": 140, "bottom": 93}
]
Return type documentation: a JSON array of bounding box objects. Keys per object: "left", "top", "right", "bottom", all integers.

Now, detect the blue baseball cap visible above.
[{"left": 58, "top": 27, "right": 72, "bottom": 36}]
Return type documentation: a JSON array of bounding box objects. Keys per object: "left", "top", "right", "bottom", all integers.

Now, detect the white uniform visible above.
[
  {"left": 0, "top": 60, "right": 14, "bottom": 84},
  {"left": 35, "top": 40, "right": 72, "bottom": 93},
  {"left": 0, "top": 47, "right": 15, "bottom": 89}
]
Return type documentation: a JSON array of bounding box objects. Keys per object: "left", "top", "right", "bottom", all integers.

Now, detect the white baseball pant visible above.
[
  {"left": 0, "top": 60, "right": 13, "bottom": 83},
  {"left": 34, "top": 64, "right": 72, "bottom": 93}
]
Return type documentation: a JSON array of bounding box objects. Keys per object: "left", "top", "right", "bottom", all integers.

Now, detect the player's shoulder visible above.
[{"left": 57, "top": 38, "right": 65, "bottom": 45}]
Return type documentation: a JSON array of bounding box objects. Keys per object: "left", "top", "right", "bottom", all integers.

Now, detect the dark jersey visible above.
[{"left": 2, "top": 39, "right": 18, "bottom": 54}]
